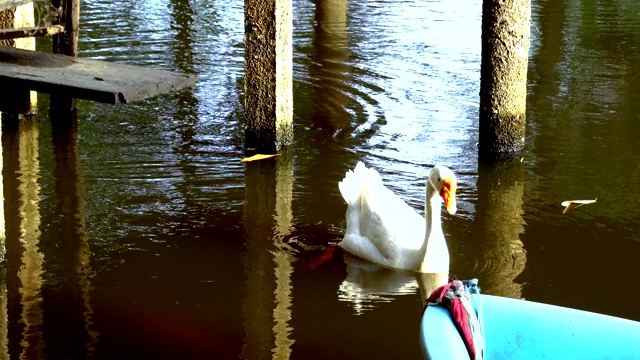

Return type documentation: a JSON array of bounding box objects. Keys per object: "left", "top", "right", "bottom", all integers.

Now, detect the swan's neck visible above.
[
  {"left": 424, "top": 183, "right": 443, "bottom": 245},
  {"left": 418, "top": 180, "right": 447, "bottom": 273},
  {"left": 425, "top": 193, "right": 442, "bottom": 240}
]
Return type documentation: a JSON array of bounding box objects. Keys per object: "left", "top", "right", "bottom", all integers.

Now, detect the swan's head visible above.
[{"left": 428, "top": 165, "right": 457, "bottom": 215}]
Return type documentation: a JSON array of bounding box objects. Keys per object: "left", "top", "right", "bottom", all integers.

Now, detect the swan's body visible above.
[{"left": 338, "top": 161, "right": 457, "bottom": 273}]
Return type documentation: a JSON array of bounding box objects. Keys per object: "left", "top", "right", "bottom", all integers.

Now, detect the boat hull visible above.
[{"left": 421, "top": 294, "right": 640, "bottom": 359}]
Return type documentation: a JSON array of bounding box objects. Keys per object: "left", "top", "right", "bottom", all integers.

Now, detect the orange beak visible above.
[{"left": 439, "top": 178, "right": 457, "bottom": 215}]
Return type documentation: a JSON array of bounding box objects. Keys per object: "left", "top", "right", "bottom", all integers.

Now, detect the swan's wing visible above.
[
  {"left": 339, "top": 162, "right": 426, "bottom": 265},
  {"left": 349, "top": 185, "right": 425, "bottom": 261}
]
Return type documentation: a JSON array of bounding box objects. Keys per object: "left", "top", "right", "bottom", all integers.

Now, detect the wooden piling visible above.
[
  {"left": 244, "top": 0, "right": 293, "bottom": 153},
  {"left": 50, "top": 0, "right": 80, "bottom": 120},
  {"left": 52, "top": 0, "right": 79, "bottom": 56},
  {"left": 478, "top": 0, "right": 531, "bottom": 161}
]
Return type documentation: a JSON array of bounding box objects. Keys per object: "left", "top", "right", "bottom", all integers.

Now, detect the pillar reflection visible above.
[
  {"left": 311, "top": 0, "right": 351, "bottom": 135},
  {"left": 475, "top": 160, "right": 527, "bottom": 298},
  {"left": 0, "top": 267, "right": 7, "bottom": 359},
  {"left": 242, "top": 160, "right": 277, "bottom": 360},
  {"left": 51, "top": 118, "right": 98, "bottom": 358},
  {"left": 0, "top": 121, "right": 6, "bottom": 358},
  {"left": 271, "top": 150, "right": 295, "bottom": 360},
  {"left": 168, "top": 0, "right": 200, "bottom": 159},
  {"left": 241, "top": 150, "right": 296, "bottom": 360},
  {"left": 17, "top": 118, "right": 43, "bottom": 360},
  {"left": 1, "top": 119, "right": 45, "bottom": 359}
]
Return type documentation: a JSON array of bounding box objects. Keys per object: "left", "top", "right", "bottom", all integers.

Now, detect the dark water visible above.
[{"left": 1, "top": 0, "right": 639, "bottom": 358}]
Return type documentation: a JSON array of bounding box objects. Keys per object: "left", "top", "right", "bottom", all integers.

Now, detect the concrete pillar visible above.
[
  {"left": 12, "top": 1, "right": 34, "bottom": 52},
  {"left": 478, "top": 0, "right": 531, "bottom": 161},
  {"left": 0, "top": 2, "right": 37, "bottom": 117},
  {"left": 244, "top": 0, "right": 293, "bottom": 153}
]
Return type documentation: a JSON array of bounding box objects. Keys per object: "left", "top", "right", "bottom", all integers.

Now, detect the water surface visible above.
[{"left": 1, "top": 0, "right": 639, "bottom": 358}]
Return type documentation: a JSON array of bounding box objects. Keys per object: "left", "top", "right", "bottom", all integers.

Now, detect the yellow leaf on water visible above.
[
  {"left": 241, "top": 154, "right": 279, "bottom": 162},
  {"left": 561, "top": 199, "right": 597, "bottom": 214}
]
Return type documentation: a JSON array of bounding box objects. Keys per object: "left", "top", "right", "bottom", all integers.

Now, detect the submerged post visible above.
[
  {"left": 478, "top": 0, "right": 531, "bottom": 161},
  {"left": 50, "top": 0, "right": 79, "bottom": 120},
  {"left": 244, "top": 0, "right": 293, "bottom": 154}
]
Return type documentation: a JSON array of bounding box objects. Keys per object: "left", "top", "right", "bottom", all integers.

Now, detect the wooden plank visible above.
[
  {"left": 0, "top": 46, "right": 196, "bottom": 104},
  {"left": 0, "top": 25, "right": 64, "bottom": 40},
  {"left": 0, "top": 0, "right": 31, "bottom": 11}
]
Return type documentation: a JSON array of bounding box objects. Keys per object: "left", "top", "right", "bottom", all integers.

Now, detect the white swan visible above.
[{"left": 338, "top": 161, "right": 457, "bottom": 273}]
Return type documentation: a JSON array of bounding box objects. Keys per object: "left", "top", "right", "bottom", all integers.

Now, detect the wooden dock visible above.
[{"left": 0, "top": 46, "right": 195, "bottom": 104}]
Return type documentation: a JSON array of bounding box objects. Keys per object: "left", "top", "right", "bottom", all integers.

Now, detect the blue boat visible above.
[{"left": 420, "top": 279, "right": 640, "bottom": 359}]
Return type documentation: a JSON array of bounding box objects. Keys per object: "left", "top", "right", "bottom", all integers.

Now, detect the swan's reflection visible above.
[{"left": 338, "top": 253, "right": 447, "bottom": 315}]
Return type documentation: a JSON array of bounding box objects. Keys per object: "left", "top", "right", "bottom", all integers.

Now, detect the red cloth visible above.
[{"left": 424, "top": 280, "right": 476, "bottom": 360}]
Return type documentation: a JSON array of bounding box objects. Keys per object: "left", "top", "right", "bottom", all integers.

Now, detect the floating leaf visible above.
[
  {"left": 241, "top": 154, "right": 279, "bottom": 162},
  {"left": 561, "top": 199, "right": 597, "bottom": 214}
]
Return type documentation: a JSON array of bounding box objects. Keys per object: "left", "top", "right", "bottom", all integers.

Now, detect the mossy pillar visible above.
[
  {"left": 244, "top": 0, "right": 293, "bottom": 153},
  {"left": 479, "top": 0, "right": 531, "bottom": 161}
]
